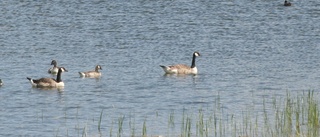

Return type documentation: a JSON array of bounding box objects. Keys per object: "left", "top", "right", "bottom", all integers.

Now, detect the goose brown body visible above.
[
  {"left": 28, "top": 67, "right": 68, "bottom": 88},
  {"left": 160, "top": 51, "right": 200, "bottom": 75},
  {"left": 79, "top": 65, "right": 102, "bottom": 78}
]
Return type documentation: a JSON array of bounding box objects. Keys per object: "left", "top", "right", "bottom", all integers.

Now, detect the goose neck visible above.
[
  {"left": 56, "top": 69, "right": 62, "bottom": 82},
  {"left": 191, "top": 54, "right": 197, "bottom": 68}
]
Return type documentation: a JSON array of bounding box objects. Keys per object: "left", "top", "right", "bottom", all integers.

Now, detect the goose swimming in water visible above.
[
  {"left": 284, "top": 0, "right": 292, "bottom": 6},
  {"left": 79, "top": 65, "right": 102, "bottom": 78},
  {"left": 48, "top": 60, "right": 59, "bottom": 75},
  {"left": 27, "top": 67, "right": 68, "bottom": 88},
  {"left": 160, "top": 51, "right": 200, "bottom": 75}
]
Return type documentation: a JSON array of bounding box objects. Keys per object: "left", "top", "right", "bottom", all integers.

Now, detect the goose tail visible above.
[
  {"left": 26, "top": 77, "right": 37, "bottom": 86},
  {"left": 159, "top": 65, "right": 167, "bottom": 69},
  {"left": 78, "top": 72, "right": 85, "bottom": 77},
  {"left": 27, "top": 77, "right": 32, "bottom": 81}
]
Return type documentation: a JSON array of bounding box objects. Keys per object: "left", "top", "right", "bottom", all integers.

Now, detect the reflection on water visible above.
[
  {"left": 162, "top": 73, "right": 196, "bottom": 77},
  {"left": 29, "top": 86, "right": 65, "bottom": 92}
]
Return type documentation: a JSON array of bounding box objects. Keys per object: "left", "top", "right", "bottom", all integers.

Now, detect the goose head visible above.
[
  {"left": 51, "top": 60, "right": 57, "bottom": 66},
  {"left": 193, "top": 51, "right": 200, "bottom": 57},
  {"left": 59, "top": 67, "right": 68, "bottom": 72},
  {"left": 96, "top": 65, "right": 102, "bottom": 71}
]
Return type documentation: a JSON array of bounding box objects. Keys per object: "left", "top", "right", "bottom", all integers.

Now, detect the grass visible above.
[
  {"left": 117, "top": 116, "right": 124, "bottom": 137},
  {"left": 50, "top": 90, "right": 320, "bottom": 137},
  {"left": 98, "top": 110, "right": 103, "bottom": 133},
  {"left": 142, "top": 118, "right": 147, "bottom": 137}
]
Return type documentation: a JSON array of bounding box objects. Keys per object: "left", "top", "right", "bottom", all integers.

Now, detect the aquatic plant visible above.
[{"left": 52, "top": 90, "right": 320, "bottom": 137}]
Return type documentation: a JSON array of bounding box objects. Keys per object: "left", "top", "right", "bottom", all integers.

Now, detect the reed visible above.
[
  {"left": 110, "top": 120, "right": 113, "bottom": 137},
  {"left": 82, "top": 125, "right": 87, "bottom": 137},
  {"left": 180, "top": 108, "right": 192, "bottom": 137},
  {"left": 196, "top": 108, "right": 204, "bottom": 137},
  {"left": 169, "top": 111, "right": 175, "bottom": 128},
  {"left": 307, "top": 91, "right": 319, "bottom": 136},
  {"left": 52, "top": 90, "right": 320, "bottom": 137},
  {"left": 129, "top": 113, "right": 136, "bottom": 137},
  {"left": 98, "top": 110, "right": 103, "bottom": 133},
  {"left": 142, "top": 118, "right": 147, "bottom": 137},
  {"left": 117, "top": 116, "right": 124, "bottom": 137}
]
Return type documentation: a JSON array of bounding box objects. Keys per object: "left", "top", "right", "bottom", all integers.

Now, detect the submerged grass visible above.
[{"left": 53, "top": 90, "right": 320, "bottom": 137}]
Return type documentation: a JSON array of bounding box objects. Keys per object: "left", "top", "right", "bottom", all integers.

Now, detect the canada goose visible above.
[
  {"left": 160, "top": 51, "right": 200, "bottom": 75},
  {"left": 284, "top": 0, "right": 291, "bottom": 6},
  {"left": 0, "top": 79, "right": 3, "bottom": 86},
  {"left": 79, "top": 65, "right": 102, "bottom": 78},
  {"left": 48, "top": 60, "right": 59, "bottom": 75},
  {"left": 27, "top": 67, "right": 68, "bottom": 88}
]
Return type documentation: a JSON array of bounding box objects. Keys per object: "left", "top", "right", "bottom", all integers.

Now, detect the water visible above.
[{"left": 0, "top": 0, "right": 320, "bottom": 136}]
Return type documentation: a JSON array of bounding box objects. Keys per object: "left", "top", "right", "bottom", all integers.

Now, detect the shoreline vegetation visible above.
[{"left": 53, "top": 90, "right": 320, "bottom": 137}]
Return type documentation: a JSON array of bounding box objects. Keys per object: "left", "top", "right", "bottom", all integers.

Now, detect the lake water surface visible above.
[{"left": 0, "top": 0, "right": 320, "bottom": 136}]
